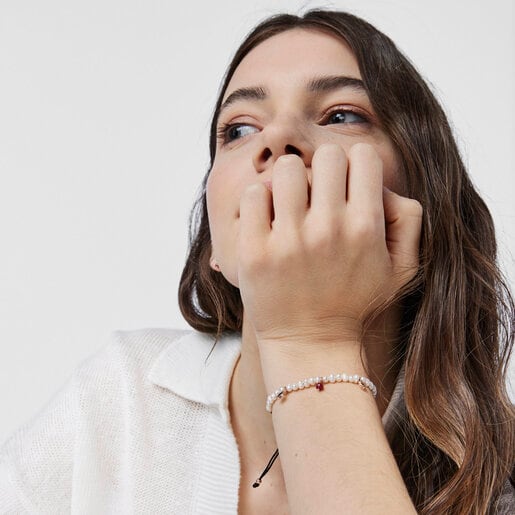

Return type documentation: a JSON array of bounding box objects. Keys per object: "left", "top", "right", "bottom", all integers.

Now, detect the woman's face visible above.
[{"left": 207, "top": 28, "right": 404, "bottom": 287}]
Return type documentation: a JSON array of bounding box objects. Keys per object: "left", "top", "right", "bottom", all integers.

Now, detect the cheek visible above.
[
  {"left": 206, "top": 164, "right": 245, "bottom": 253},
  {"left": 206, "top": 171, "right": 226, "bottom": 248},
  {"left": 207, "top": 154, "right": 256, "bottom": 216},
  {"left": 205, "top": 170, "right": 217, "bottom": 212},
  {"left": 206, "top": 164, "right": 242, "bottom": 288},
  {"left": 207, "top": 166, "right": 240, "bottom": 218}
]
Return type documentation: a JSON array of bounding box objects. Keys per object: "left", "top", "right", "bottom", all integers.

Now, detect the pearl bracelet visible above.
[{"left": 266, "top": 373, "right": 377, "bottom": 413}]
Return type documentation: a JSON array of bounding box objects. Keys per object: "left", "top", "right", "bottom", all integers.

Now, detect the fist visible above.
[{"left": 237, "top": 143, "right": 422, "bottom": 345}]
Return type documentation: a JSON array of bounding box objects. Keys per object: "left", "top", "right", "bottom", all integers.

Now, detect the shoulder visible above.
[
  {"left": 63, "top": 327, "right": 244, "bottom": 426},
  {"left": 71, "top": 327, "right": 208, "bottom": 407},
  {"left": 0, "top": 327, "right": 210, "bottom": 512},
  {"left": 0, "top": 327, "right": 201, "bottom": 460},
  {"left": 0, "top": 327, "right": 194, "bottom": 448},
  {"left": 69, "top": 326, "right": 214, "bottom": 392},
  {"left": 79, "top": 326, "right": 192, "bottom": 376},
  {"left": 84, "top": 326, "right": 193, "bottom": 370}
]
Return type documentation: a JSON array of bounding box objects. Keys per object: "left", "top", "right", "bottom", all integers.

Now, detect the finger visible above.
[
  {"left": 346, "top": 143, "right": 384, "bottom": 230},
  {"left": 239, "top": 182, "right": 273, "bottom": 250},
  {"left": 383, "top": 186, "right": 423, "bottom": 275},
  {"left": 310, "top": 143, "right": 348, "bottom": 214},
  {"left": 272, "top": 154, "right": 309, "bottom": 229}
]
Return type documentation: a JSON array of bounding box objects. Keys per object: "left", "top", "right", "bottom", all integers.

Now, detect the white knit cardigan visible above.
[{"left": 1, "top": 328, "right": 513, "bottom": 514}]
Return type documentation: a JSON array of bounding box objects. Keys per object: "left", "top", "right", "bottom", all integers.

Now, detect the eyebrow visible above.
[{"left": 218, "top": 75, "right": 367, "bottom": 119}]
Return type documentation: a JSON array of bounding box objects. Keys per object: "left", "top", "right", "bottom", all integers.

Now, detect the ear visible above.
[{"left": 209, "top": 256, "right": 221, "bottom": 272}]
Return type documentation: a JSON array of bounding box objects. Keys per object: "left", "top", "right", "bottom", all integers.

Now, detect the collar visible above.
[{"left": 148, "top": 330, "right": 242, "bottom": 421}]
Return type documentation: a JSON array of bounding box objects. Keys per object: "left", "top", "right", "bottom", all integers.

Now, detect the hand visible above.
[{"left": 237, "top": 143, "right": 422, "bottom": 347}]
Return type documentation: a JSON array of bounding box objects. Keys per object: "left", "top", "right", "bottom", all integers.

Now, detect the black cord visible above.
[{"left": 252, "top": 448, "right": 279, "bottom": 487}]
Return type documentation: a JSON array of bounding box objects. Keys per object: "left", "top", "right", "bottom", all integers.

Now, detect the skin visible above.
[{"left": 206, "top": 28, "right": 421, "bottom": 513}]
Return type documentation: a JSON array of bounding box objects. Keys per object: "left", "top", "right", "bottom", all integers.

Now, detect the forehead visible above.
[{"left": 223, "top": 28, "right": 361, "bottom": 100}]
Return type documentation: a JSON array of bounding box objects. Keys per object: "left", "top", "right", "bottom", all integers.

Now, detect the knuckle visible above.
[
  {"left": 275, "top": 243, "right": 297, "bottom": 264},
  {"left": 404, "top": 198, "right": 423, "bottom": 217},
  {"left": 348, "top": 217, "right": 380, "bottom": 240},
  {"left": 241, "top": 182, "right": 266, "bottom": 200},
  {"left": 305, "top": 223, "right": 340, "bottom": 250},
  {"left": 244, "top": 251, "right": 265, "bottom": 270}
]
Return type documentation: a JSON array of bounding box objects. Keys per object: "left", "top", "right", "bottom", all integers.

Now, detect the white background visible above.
[{"left": 1, "top": 0, "right": 514, "bottom": 443}]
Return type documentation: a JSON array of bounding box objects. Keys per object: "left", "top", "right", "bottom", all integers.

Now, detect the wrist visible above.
[
  {"left": 255, "top": 320, "right": 363, "bottom": 348},
  {"left": 257, "top": 338, "right": 368, "bottom": 393},
  {"left": 257, "top": 333, "right": 364, "bottom": 362}
]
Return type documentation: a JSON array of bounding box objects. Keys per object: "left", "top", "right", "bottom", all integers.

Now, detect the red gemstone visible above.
[{"left": 316, "top": 382, "right": 324, "bottom": 391}]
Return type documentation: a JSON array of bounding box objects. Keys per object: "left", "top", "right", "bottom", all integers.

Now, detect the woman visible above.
[
  {"left": 179, "top": 9, "right": 515, "bottom": 514},
  {"left": 1, "top": 8, "right": 514, "bottom": 514}
]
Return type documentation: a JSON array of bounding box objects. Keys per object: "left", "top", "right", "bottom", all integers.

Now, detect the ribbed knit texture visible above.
[{"left": 0, "top": 328, "right": 513, "bottom": 513}]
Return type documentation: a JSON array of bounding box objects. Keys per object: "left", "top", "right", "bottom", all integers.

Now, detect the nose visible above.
[{"left": 252, "top": 118, "right": 315, "bottom": 172}]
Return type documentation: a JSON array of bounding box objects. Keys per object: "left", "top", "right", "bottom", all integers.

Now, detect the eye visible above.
[
  {"left": 323, "top": 108, "right": 369, "bottom": 125},
  {"left": 217, "top": 122, "right": 259, "bottom": 145}
]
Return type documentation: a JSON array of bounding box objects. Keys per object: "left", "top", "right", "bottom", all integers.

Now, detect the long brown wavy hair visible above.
[{"left": 178, "top": 9, "right": 515, "bottom": 514}]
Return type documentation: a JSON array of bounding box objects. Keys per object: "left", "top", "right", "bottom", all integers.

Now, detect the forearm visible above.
[{"left": 259, "top": 342, "right": 416, "bottom": 515}]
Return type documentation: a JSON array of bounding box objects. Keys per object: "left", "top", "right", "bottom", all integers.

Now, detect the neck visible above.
[
  {"left": 228, "top": 309, "right": 402, "bottom": 478},
  {"left": 228, "top": 317, "right": 278, "bottom": 473}
]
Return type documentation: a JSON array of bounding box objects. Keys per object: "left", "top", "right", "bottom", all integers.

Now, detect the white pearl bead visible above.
[{"left": 266, "top": 372, "right": 378, "bottom": 412}]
